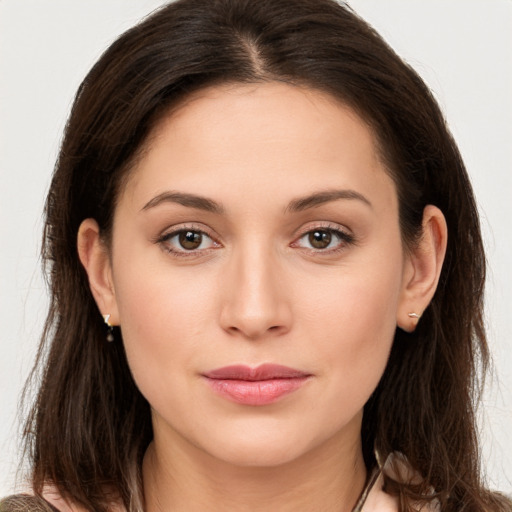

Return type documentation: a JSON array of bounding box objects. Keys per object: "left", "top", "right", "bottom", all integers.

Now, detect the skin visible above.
[{"left": 78, "top": 82, "right": 447, "bottom": 511}]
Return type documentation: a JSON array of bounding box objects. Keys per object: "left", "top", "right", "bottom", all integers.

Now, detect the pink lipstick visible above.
[{"left": 202, "top": 364, "right": 311, "bottom": 405}]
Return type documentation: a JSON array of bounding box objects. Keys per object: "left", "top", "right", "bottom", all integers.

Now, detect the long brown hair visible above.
[{"left": 12, "top": 0, "right": 511, "bottom": 510}]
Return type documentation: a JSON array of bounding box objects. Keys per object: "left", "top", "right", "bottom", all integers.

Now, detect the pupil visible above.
[
  {"left": 309, "top": 230, "right": 331, "bottom": 249},
  {"left": 179, "top": 231, "right": 202, "bottom": 250}
]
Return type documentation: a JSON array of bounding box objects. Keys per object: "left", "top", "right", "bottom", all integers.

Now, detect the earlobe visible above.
[
  {"left": 77, "top": 219, "right": 119, "bottom": 325},
  {"left": 397, "top": 205, "right": 448, "bottom": 332}
]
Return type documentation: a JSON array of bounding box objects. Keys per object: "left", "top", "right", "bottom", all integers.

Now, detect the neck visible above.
[{"left": 143, "top": 430, "right": 367, "bottom": 512}]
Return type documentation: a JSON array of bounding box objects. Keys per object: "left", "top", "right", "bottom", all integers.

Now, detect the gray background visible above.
[{"left": 1, "top": 0, "right": 511, "bottom": 496}]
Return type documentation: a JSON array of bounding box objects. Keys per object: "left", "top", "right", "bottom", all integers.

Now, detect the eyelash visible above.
[
  {"left": 155, "top": 224, "right": 219, "bottom": 258},
  {"left": 155, "top": 223, "right": 355, "bottom": 258}
]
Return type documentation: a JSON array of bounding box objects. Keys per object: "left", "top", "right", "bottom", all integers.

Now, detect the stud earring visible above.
[
  {"left": 407, "top": 312, "right": 420, "bottom": 319},
  {"left": 102, "top": 314, "right": 115, "bottom": 342}
]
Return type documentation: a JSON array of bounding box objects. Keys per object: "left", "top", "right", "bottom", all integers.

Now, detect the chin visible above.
[
  {"left": 195, "top": 421, "right": 337, "bottom": 469},
  {"left": 209, "top": 439, "right": 309, "bottom": 468}
]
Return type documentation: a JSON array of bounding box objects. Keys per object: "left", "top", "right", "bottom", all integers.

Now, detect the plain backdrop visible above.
[{"left": 1, "top": 0, "right": 511, "bottom": 497}]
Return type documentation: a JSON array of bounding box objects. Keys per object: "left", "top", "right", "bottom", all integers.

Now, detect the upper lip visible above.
[{"left": 203, "top": 364, "right": 310, "bottom": 381}]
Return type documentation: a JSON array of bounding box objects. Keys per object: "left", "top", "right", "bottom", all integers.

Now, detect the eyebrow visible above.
[
  {"left": 141, "top": 188, "right": 372, "bottom": 215},
  {"left": 286, "top": 189, "right": 373, "bottom": 213},
  {"left": 141, "top": 191, "right": 225, "bottom": 214}
]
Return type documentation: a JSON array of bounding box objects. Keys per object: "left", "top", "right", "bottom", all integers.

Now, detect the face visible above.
[{"left": 106, "top": 82, "right": 410, "bottom": 468}]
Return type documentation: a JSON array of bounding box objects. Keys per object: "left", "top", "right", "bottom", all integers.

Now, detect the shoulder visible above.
[
  {"left": 40, "top": 487, "right": 86, "bottom": 512},
  {"left": 362, "top": 472, "right": 439, "bottom": 512},
  {"left": 0, "top": 494, "right": 61, "bottom": 512},
  {"left": 361, "top": 453, "right": 440, "bottom": 512},
  {"left": 2, "top": 486, "right": 125, "bottom": 512},
  {"left": 0, "top": 487, "right": 91, "bottom": 512}
]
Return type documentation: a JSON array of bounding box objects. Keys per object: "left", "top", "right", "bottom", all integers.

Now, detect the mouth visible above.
[{"left": 202, "top": 364, "right": 312, "bottom": 406}]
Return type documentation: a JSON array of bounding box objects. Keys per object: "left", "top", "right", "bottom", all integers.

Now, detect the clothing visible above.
[
  {"left": 352, "top": 465, "right": 398, "bottom": 511},
  {"left": 353, "top": 453, "right": 440, "bottom": 512}
]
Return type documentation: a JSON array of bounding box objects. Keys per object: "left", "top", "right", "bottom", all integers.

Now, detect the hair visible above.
[{"left": 5, "top": 0, "right": 510, "bottom": 511}]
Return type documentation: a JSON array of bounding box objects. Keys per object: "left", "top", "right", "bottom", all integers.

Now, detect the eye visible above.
[
  {"left": 293, "top": 227, "right": 354, "bottom": 252},
  {"left": 307, "top": 230, "right": 334, "bottom": 249},
  {"left": 159, "top": 228, "right": 218, "bottom": 254}
]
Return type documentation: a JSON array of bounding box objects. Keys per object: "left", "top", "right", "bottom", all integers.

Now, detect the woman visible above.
[{"left": 1, "top": 0, "right": 510, "bottom": 510}]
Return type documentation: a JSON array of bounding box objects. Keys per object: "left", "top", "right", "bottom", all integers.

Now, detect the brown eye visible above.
[
  {"left": 159, "top": 228, "right": 217, "bottom": 255},
  {"left": 293, "top": 226, "right": 354, "bottom": 253},
  {"left": 178, "top": 231, "right": 203, "bottom": 250},
  {"left": 308, "top": 230, "right": 332, "bottom": 249}
]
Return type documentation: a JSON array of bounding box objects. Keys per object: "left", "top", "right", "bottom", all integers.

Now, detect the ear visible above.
[
  {"left": 397, "top": 205, "right": 447, "bottom": 332},
  {"left": 77, "top": 218, "right": 119, "bottom": 325}
]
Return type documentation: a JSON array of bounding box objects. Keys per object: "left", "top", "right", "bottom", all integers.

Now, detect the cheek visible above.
[
  {"left": 111, "top": 252, "right": 217, "bottom": 397},
  {"left": 295, "top": 250, "right": 403, "bottom": 405}
]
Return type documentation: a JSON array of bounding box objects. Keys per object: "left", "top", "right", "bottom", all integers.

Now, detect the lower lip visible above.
[{"left": 204, "top": 377, "right": 309, "bottom": 405}]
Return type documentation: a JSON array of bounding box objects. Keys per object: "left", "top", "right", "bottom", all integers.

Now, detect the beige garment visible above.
[
  {"left": 41, "top": 489, "right": 87, "bottom": 512},
  {"left": 355, "top": 470, "right": 400, "bottom": 511},
  {"left": 42, "top": 488, "right": 124, "bottom": 512},
  {"left": 356, "top": 453, "right": 440, "bottom": 512}
]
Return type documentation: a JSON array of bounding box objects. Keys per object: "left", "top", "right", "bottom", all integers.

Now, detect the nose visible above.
[{"left": 219, "top": 244, "right": 292, "bottom": 340}]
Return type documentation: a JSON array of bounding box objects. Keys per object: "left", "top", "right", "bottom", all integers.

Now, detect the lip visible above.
[{"left": 202, "top": 364, "right": 311, "bottom": 406}]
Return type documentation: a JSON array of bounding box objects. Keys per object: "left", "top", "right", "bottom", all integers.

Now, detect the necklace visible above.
[{"left": 351, "top": 466, "right": 382, "bottom": 512}]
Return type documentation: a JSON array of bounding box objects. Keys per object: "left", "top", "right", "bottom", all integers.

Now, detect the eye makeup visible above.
[{"left": 153, "top": 220, "right": 357, "bottom": 260}]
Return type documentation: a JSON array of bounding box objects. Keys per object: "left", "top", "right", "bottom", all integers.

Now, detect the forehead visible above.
[{"left": 121, "top": 82, "right": 396, "bottom": 213}]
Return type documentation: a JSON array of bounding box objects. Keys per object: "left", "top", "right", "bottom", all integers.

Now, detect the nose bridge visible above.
[{"left": 220, "top": 237, "right": 291, "bottom": 339}]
